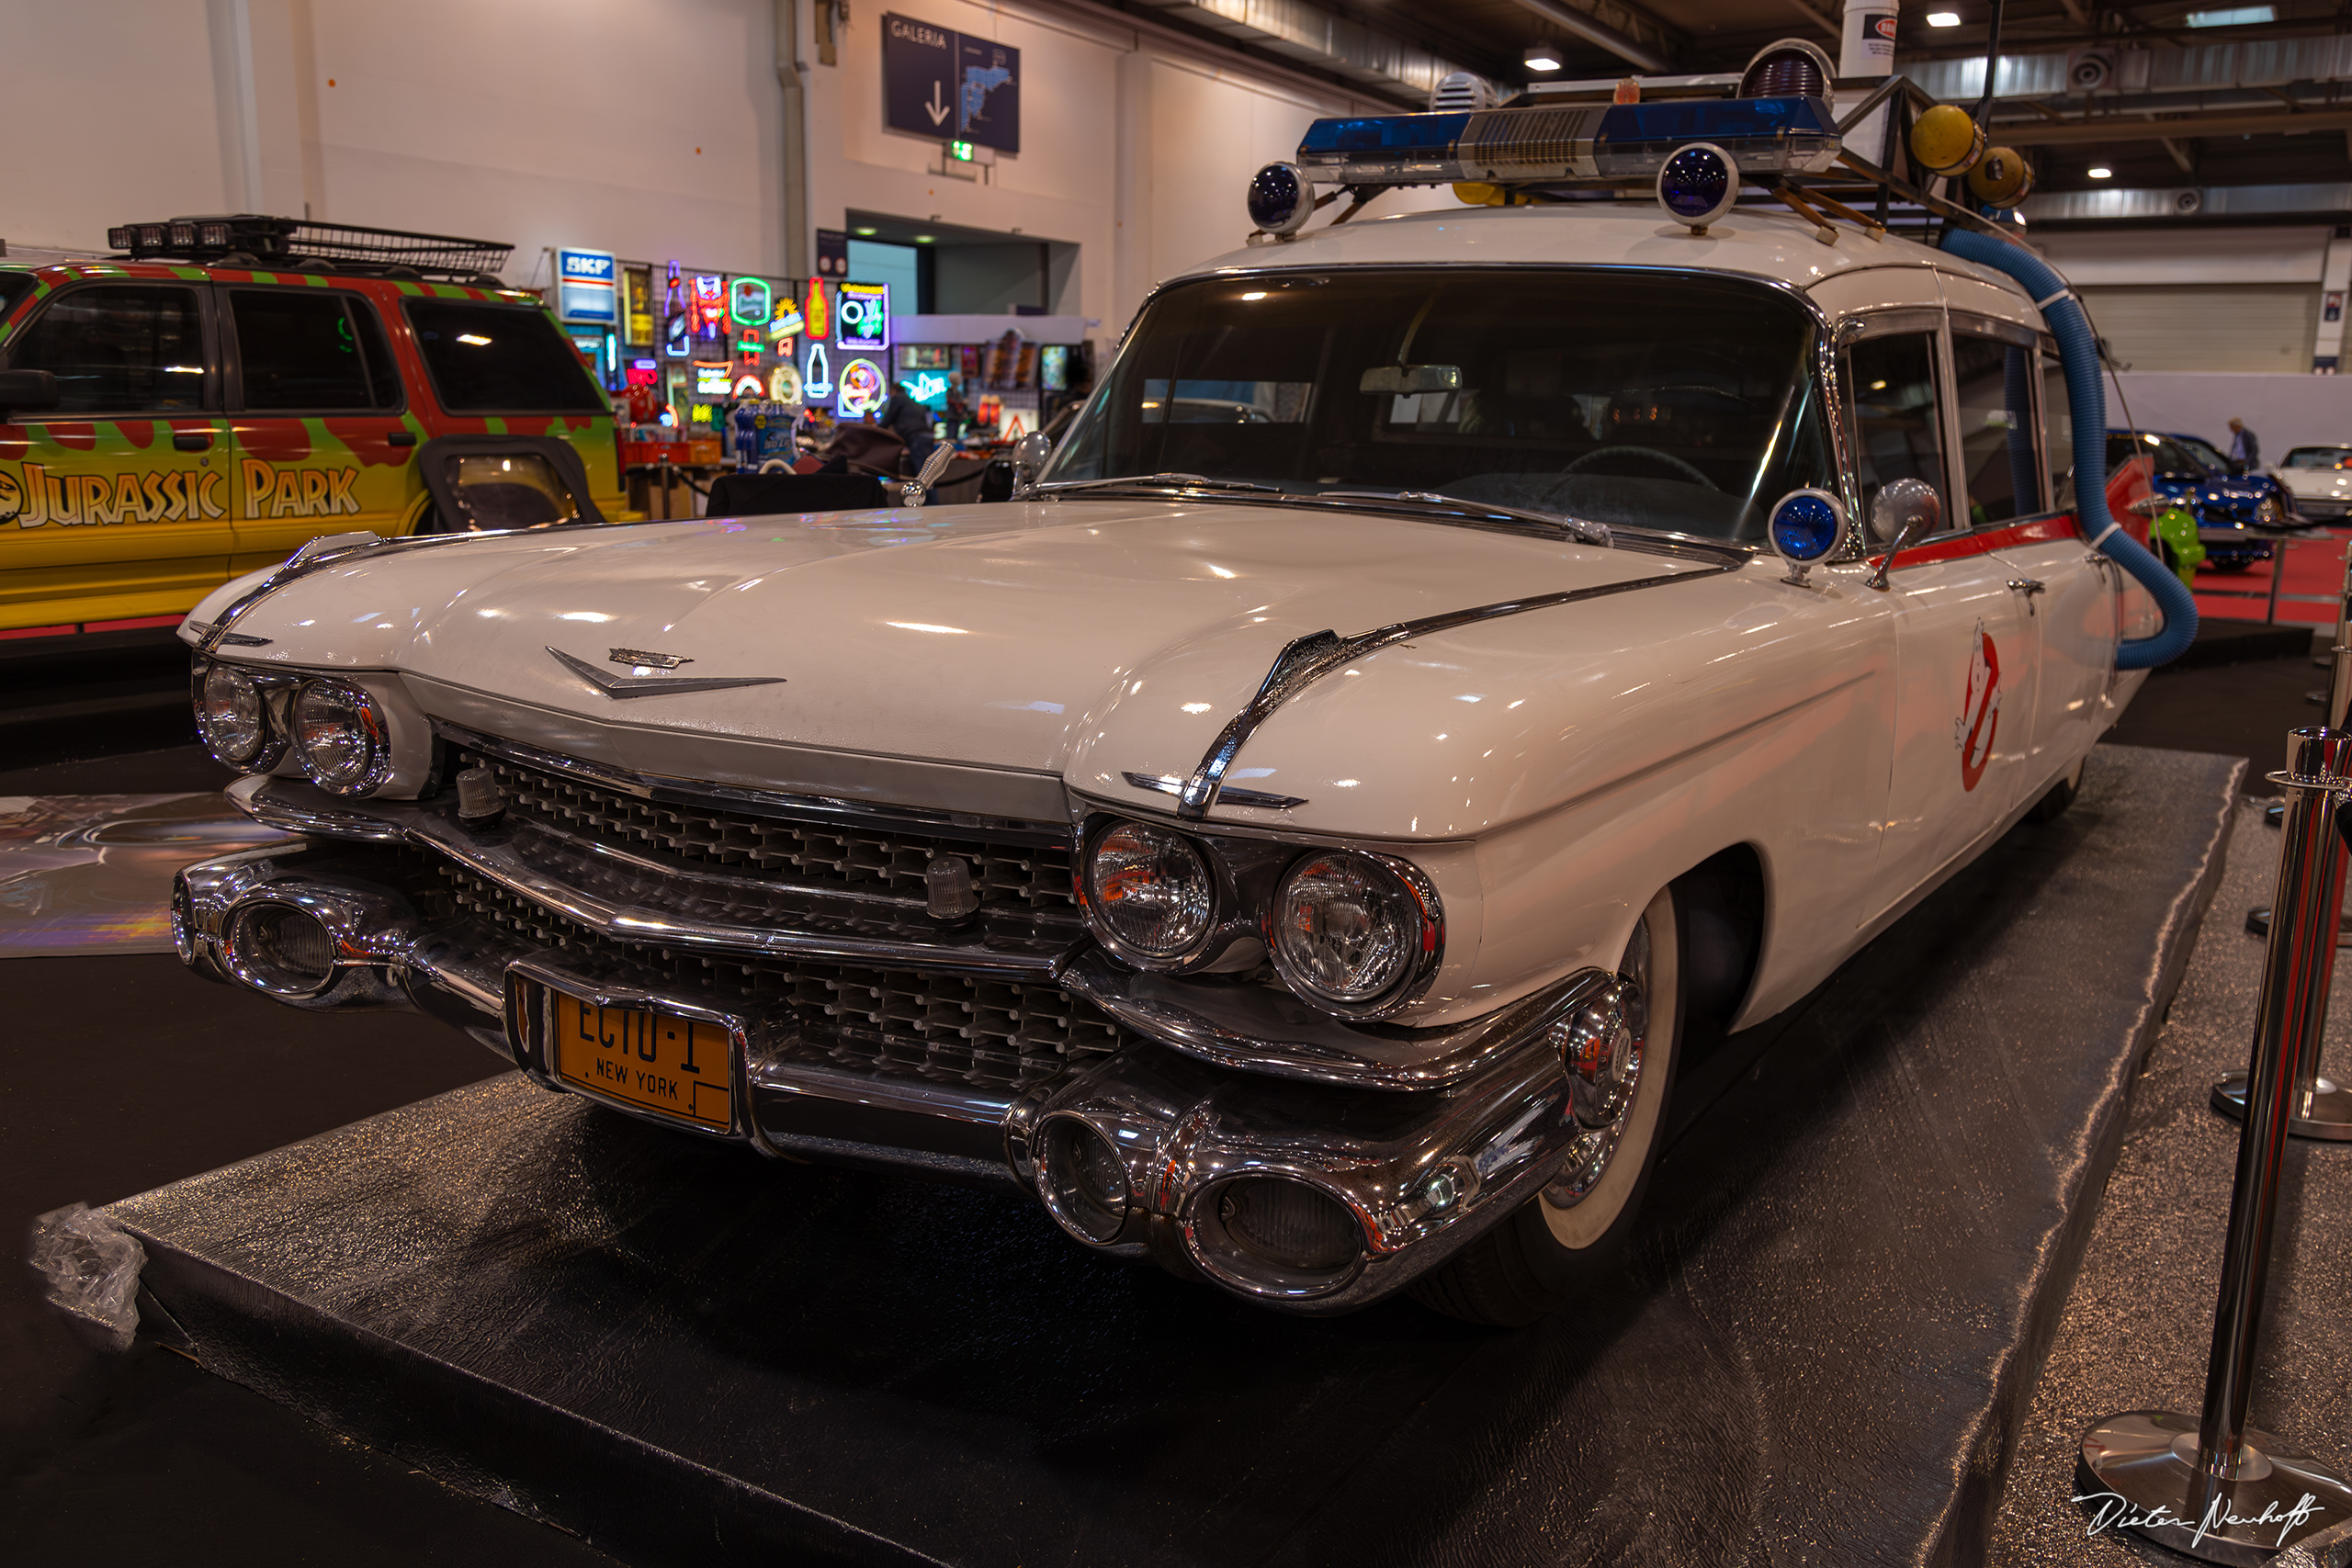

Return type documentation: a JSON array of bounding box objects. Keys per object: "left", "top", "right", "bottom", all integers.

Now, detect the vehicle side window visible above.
[
  {"left": 6, "top": 285, "right": 205, "bottom": 413},
  {"left": 1845, "top": 332, "right": 1946, "bottom": 523},
  {"left": 2154, "top": 438, "right": 2202, "bottom": 478},
  {"left": 232, "top": 289, "right": 400, "bottom": 412},
  {"left": 1951, "top": 332, "right": 2041, "bottom": 525},
  {"left": 2044, "top": 354, "right": 2079, "bottom": 505},
  {"left": 402, "top": 299, "right": 605, "bottom": 414}
]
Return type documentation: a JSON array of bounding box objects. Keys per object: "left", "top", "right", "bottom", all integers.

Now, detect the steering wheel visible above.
[{"left": 1560, "top": 445, "right": 1719, "bottom": 491}]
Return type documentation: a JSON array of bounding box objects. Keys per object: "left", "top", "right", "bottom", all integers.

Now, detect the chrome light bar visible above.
[{"left": 1293, "top": 95, "right": 1841, "bottom": 187}]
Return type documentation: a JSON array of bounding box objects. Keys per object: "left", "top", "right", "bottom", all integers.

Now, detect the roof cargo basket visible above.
[{"left": 105, "top": 215, "right": 513, "bottom": 283}]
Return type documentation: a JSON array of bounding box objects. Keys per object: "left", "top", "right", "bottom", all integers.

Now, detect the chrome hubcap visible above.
[{"left": 1544, "top": 919, "right": 1649, "bottom": 1210}]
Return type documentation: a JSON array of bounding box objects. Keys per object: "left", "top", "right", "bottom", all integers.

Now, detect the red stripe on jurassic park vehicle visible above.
[
  {"left": 117, "top": 421, "right": 159, "bottom": 450},
  {"left": 238, "top": 422, "right": 313, "bottom": 462},
  {"left": 0, "top": 625, "right": 79, "bottom": 641},
  {"left": 82, "top": 615, "right": 187, "bottom": 633},
  {"left": 44, "top": 423, "right": 96, "bottom": 453}
]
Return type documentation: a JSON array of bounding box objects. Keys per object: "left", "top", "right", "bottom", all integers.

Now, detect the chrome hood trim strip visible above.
[{"left": 1175, "top": 557, "right": 1745, "bottom": 819}]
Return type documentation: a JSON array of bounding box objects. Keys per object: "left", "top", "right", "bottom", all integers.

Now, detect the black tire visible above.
[
  {"left": 2026, "top": 754, "right": 2086, "bottom": 823},
  {"left": 1409, "top": 883, "right": 1687, "bottom": 1327}
]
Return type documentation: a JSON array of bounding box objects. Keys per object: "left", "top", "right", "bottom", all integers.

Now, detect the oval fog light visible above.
[
  {"left": 1036, "top": 1117, "right": 1133, "bottom": 1245},
  {"left": 223, "top": 902, "right": 341, "bottom": 998},
  {"left": 1190, "top": 1175, "right": 1366, "bottom": 1297}
]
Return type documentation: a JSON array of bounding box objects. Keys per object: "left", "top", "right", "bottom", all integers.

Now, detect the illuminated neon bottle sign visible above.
[{"left": 805, "top": 278, "right": 830, "bottom": 342}]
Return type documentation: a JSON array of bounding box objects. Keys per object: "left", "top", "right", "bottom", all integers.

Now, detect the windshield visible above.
[
  {"left": 1045, "top": 268, "right": 1835, "bottom": 542},
  {"left": 2285, "top": 446, "right": 2352, "bottom": 469},
  {"left": 2174, "top": 434, "right": 2229, "bottom": 471}
]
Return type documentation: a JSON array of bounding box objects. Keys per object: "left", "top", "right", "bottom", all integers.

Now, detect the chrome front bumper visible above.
[{"left": 175, "top": 784, "right": 1628, "bottom": 1313}]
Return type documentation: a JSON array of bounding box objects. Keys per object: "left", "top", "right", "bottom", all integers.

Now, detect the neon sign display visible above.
[
  {"left": 805, "top": 278, "right": 830, "bottom": 342},
  {"left": 837, "top": 356, "right": 887, "bottom": 417},
  {"left": 692, "top": 274, "right": 726, "bottom": 342},
  {"left": 769, "top": 363, "right": 804, "bottom": 403},
  {"left": 802, "top": 342, "right": 833, "bottom": 401},
  {"left": 729, "top": 276, "right": 772, "bottom": 326},
  {"left": 836, "top": 282, "right": 889, "bottom": 352}
]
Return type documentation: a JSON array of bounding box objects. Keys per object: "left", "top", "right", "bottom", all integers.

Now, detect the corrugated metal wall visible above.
[{"left": 2076, "top": 285, "right": 2322, "bottom": 372}]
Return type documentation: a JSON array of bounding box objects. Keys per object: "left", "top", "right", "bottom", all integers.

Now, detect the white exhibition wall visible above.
[
  {"left": 2109, "top": 373, "right": 2352, "bottom": 456},
  {"left": 1, "top": 0, "right": 1439, "bottom": 353}
]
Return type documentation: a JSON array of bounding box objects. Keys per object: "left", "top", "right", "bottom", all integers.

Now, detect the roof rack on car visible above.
[{"left": 103, "top": 215, "right": 514, "bottom": 284}]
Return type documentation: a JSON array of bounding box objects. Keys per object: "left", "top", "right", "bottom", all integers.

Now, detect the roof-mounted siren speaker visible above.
[
  {"left": 1738, "top": 38, "right": 1834, "bottom": 100},
  {"left": 1657, "top": 142, "right": 1741, "bottom": 235},
  {"left": 2065, "top": 48, "right": 2115, "bottom": 94},
  {"left": 1429, "top": 72, "right": 1496, "bottom": 114}
]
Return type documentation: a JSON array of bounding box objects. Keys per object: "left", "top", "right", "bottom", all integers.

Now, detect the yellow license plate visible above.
[{"left": 554, "top": 993, "right": 733, "bottom": 1131}]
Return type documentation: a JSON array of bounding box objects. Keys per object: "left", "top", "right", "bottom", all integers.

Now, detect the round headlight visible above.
[
  {"left": 1085, "top": 819, "right": 1216, "bottom": 960},
  {"left": 1271, "top": 851, "right": 1430, "bottom": 1008},
  {"left": 292, "top": 679, "right": 391, "bottom": 796},
  {"left": 197, "top": 663, "right": 277, "bottom": 771}
]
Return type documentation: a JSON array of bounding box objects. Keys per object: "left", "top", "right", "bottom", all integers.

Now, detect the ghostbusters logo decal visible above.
[{"left": 1956, "top": 620, "right": 2001, "bottom": 793}]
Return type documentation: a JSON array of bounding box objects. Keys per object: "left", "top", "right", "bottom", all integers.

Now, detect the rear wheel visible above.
[
  {"left": 2027, "top": 754, "right": 2087, "bottom": 823},
  {"left": 1409, "top": 884, "right": 1684, "bottom": 1326}
]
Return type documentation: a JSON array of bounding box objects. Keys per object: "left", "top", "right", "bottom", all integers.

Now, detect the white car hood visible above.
[{"left": 195, "top": 501, "right": 1776, "bottom": 833}]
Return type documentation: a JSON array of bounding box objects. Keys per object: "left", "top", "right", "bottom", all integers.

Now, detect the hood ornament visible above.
[
  {"left": 546, "top": 647, "right": 784, "bottom": 699},
  {"left": 609, "top": 647, "right": 692, "bottom": 670}
]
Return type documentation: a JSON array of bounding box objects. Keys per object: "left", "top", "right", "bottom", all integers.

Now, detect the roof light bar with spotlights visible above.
[{"left": 1291, "top": 94, "right": 1841, "bottom": 188}]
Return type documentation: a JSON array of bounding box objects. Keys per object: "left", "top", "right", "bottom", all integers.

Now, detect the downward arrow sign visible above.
[{"left": 925, "top": 80, "right": 951, "bottom": 126}]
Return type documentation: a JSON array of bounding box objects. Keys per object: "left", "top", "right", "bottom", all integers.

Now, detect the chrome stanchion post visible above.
[
  {"left": 2081, "top": 727, "right": 2352, "bottom": 1562},
  {"left": 2236, "top": 552, "right": 2352, "bottom": 1126}
]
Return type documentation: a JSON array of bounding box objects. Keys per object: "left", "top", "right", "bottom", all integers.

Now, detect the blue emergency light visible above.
[{"left": 1287, "top": 94, "right": 1840, "bottom": 189}]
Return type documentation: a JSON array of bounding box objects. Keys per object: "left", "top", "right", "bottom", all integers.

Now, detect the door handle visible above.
[
  {"left": 2007, "top": 577, "right": 2047, "bottom": 615},
  {"left": 172, "top": 430, "right": 213, "bottom": 452},
  {"left": 387, "top": 431, "right": 417, "bottom": 447}
]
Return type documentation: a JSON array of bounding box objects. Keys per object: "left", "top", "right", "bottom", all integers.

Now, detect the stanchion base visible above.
[
  {"left": 2079, "top": 1411, "right": 2352, "bottom": 1564},
  {"left": 2245, "top": 907, "right": 2352, "bottom": 944},
  {"left": 2211, "top": 1071, "right": 2352, "bottom": 1140}
]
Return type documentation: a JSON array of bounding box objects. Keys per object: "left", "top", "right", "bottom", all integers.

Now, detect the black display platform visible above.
[{"left": 102, "top": 747, "right": 2242, "bottom": 1568}]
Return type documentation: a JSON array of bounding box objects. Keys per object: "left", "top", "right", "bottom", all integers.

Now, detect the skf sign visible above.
[{"left": 557, "top": 247, "right": 617, "bottom": 325}]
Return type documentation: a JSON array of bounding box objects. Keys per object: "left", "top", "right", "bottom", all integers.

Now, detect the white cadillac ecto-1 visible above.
[{"left": 170, "top": 92, "right": 2191, "bottom": 1326}]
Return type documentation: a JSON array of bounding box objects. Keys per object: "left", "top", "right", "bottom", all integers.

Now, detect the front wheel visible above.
[{"left": 1409, "top": 884, "right": 1685, "bottom": 1326}]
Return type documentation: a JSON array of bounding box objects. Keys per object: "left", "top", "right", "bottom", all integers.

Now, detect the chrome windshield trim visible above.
[{"left": 1172, "top": 555, "right": 1745, "bottom": 820}]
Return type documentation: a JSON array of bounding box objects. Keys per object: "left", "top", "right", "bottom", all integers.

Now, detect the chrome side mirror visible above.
[
  {"left": 901, "top": 442, "right": 956, "bottom": 509},
  {"left": 1012, "top": 432, "right": 1053, "bottom": 496},
  {"left": 1864, "top": 478, "right": 1941, "bottom": 591}
]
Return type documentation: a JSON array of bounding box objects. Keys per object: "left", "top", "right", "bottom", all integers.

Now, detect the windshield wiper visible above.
[
  {"left": 1029, "top": 473, "right": 1288, "bottom": 498},
  {"left": 1308, "top": 489, "right": 1613, "bottom": 547}
]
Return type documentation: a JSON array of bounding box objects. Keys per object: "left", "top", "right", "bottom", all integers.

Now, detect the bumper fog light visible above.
[
  {"left": 1037, "top": 1118, "right": 1132, "bottom": 1245},
  {"left": 224, "top": 903, "right": 341, "bottom": 998},
  {"left": 1218, "top": 1178, "right": 1361, "bottom": 1273}
]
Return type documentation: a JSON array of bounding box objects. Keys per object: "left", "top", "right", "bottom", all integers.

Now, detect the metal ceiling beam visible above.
[
  {"left": 1907, "top": 34, "right": 2352, "bottom": 102},
  {"left": 1993, "top": 107, "right": 2352, "bottom": 146},
  {"left": 1504, "top": 0, "right": 1675, "bottom": 74},
  {"left": 1125, "top": 0, "right": 1474, "bottom": 101}
]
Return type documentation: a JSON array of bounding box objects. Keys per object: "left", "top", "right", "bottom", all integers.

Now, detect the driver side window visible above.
[{"left": 1845, "top": 332, "right": 1948, "bottom": 530}]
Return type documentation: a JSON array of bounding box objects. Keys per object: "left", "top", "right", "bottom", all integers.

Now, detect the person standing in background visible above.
[{"left": 2228, "top": 417, "right": 2262, "bottom": 470}]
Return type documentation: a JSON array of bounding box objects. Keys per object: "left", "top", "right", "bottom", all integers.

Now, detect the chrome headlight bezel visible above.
[
  {"left": 291, "top": 677, "right": 396, "bottom": 797},
  {"left": 1267, "top": 848, "right": 1444, "bottom": 1018},
  {"left": 1080, "top": 816, "right": 1224, "bottom": 966},
  {"left": 191, "top": 660, "right": 288, "bottom": 773}
]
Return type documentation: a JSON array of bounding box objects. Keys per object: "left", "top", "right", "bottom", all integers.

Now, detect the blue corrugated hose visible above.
[{"left": 1942, "top": 225, "right": 2196, "bottom": 669}]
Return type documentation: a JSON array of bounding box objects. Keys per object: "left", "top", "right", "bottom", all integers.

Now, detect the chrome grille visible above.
[
  {"left": 435, "top": 861, "right": 1124, "bottom": 1090},
  {"left": 474, "top": 754, "right": 1077, "bottom": 911}
]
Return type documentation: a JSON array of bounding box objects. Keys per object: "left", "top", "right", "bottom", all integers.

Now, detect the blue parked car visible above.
[{"left": 2107, "top": 430, "right": 2280, "bottom": 571}]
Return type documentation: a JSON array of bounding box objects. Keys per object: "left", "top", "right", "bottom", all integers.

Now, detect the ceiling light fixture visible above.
[
  {"left": 1523, "top": 42, "right": 1561, "bottom": 73},
  {"left": 2088, "top": 164, "right": 2113, "bottom": 178},
  {"left": 1926, "top": 10, "right": 1962, "bottom": 25}
]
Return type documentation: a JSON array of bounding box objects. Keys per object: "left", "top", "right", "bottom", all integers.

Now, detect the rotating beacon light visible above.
[
  {"left": 1657, "top": 142, "right": 1739, "bottom": 234},
  {"left": 1768, "top": 489, "right": 1845, "bottom": 588},
  {"left": 1248, "top": 163, "right": 1315, "bottom": 237}
]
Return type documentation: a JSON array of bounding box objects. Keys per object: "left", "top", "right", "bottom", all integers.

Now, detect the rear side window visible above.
[
  {"left": 7, "top": 284, "right": 206, "bottom": 413},
  {"left": 402, "top": 299, "right": 605, "bottom": 413},
  {"left": 232, "top": 288, "right": 400, "bottom": 411}
]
